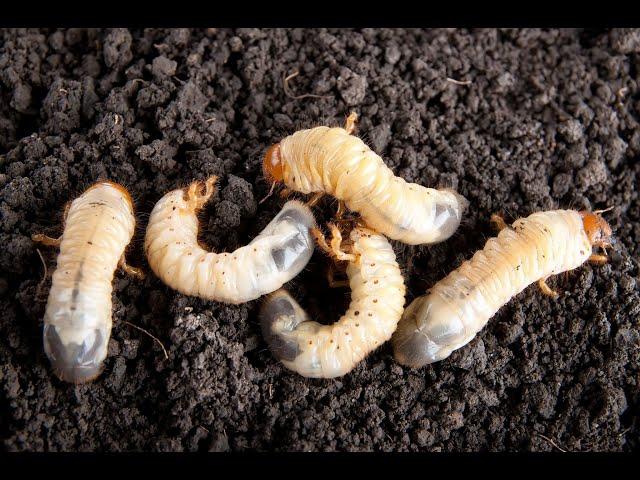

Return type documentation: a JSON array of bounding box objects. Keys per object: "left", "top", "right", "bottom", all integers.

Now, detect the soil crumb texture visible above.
[{"left": 1, "top": 28, "right": 639, "bottom": 452}]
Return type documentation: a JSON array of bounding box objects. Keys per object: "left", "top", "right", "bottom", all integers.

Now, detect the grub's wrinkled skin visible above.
[
  {"left": 144, "top": 177, "right": 316, "bottom": 304},
  {"left": 392, "top": 209, "right": 613, "bottom": 368},
  {"left": 40, "top": 182, "right": 136, "bottom": 383},
  {"left": 260, "top": 226, "right": 406, "bottom": 378},
  {"left": 263, "top": 113, "right": 467, "bottom": 245}
]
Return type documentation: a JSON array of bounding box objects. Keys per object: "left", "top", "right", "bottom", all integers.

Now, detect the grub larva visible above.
[
  {"left": 392, "top": 209, "right": 614, "bottom": 368},
  {"left": 263, "top": 112, "right": 468, "bottom": 245},
  {"left": 260, "top": 224, "right": 406, "bottom": 378},
  {"left": 32, "top": 181, "right": 141, "bottom": 383},
  {"left": 144, "top": 176, "right": 317, "bottom": 304}
]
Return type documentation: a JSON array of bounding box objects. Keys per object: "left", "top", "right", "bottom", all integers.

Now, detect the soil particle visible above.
[{"left": 0, "top": 28, "right": 639, "bottom": 452}]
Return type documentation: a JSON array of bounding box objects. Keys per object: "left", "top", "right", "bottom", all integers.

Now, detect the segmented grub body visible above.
[
  {"left": 42, "top": 182, "right": 136, "bottom": 383},
  {"left": 266, "top": 116, "right": 467, "bottom": 245},
  {"left": 393, "top": 209, "right": 609, "bottom": 367},
  {"left": 144, "top": 178, "right": 316, "bottom": 304},
  {"left": 260, "top": 227, "right": 406, "bottom": 378}
]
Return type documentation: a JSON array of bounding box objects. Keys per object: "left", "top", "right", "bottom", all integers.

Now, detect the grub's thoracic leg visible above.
[
  {"left": 306, "top": 192, "right": 324, "bottom": 207},
  {"left": 278, "top": 186, "right": 292, "bottom": 199},
  {"left": 62, "top": 201, "right": 71, "bottom": 225},
  {"left": 327, "top": 263, "right": 349, "bottom": 289},
  {"left": 588, "top": 253, "right": 608, "bottom": 265},
  {"left": 31, "top": 233, "right": 62, "bottom": 248},
  {"left": 312, "top": 223, "right": 357, "bottom": 263},
  {"left": 538, "top": 276, "right": 559, "bottom": 298},
  {"left": 31, "top": 202, "right": 73, "bottom": 248},
  {"left": 335, "top": 200, "right": 347, "bottom": 219},
  {"left": 490, "top": 213, "right": 508, "bottom": 232},
  {"left": 186, "top": 176, "right": 218, "bottom": 211},
  {"left": 119, "top": 254, "right": 145, "bottom": 279},
  {"left": 344, "top": 112, "right": 358, "bottom": 135}
]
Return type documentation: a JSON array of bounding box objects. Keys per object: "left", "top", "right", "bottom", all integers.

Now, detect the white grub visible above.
[
  {"left": 393, "top": 209, "right": 613, "bottom": 368},
  {"left": 144, "top": 176, "right": 316, "bottom": 304},
  {"left": 36, "top": 181, "right": 137, "bottom": 383},
  {"left": 261, "top": 225, "right": 406, "bottom": 378},
  {"left": 263, "top": 112, "right": 467, "bottom": 245}
]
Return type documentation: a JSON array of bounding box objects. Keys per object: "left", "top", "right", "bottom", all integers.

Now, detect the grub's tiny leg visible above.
[
  {"left": 336, "top": 200, "right": 347, "bottom": 219},
  {"left": 62, "top": 202, "right": 71, "bottom": 225},
  {"left": 278, "top": 187, "right": 292, "bottom": 199},
  {"left": 344, "top": 111, "right": 358, "bottom": 135},
  {"left": 306, "top": 192, "right": 324, "bottom": 207},
  {"left": 588, "top": 253, "right": 608, "bottom": 265},
  {"left": 538, "top": 277, "right": 559, "bottom": 298},
  {"left": 186, "top": 176, "right": 218, "bottom": 211},
  {"left": 490, "top": 213, "right": 508, "bottom": 232},
  {"left": 312, "top": 224, "right": 357, "bottom": 263},
  {"left": 327, "top": 223, "right": 357, "bottom": 262},
  {"left": 327, "top": 264, "right": 349, "bottom": 289},
  {"left": 119, "top": 254, "right": 145, "bottom": 280},
  {"left": 311, "top": 227, "right": 332, "bottom": 254},
  {"left": 31, "top": 233, "right": 62, "bottom": 248}
]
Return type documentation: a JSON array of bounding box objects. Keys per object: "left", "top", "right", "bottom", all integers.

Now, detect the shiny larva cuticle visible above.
[
  {"left": 144, "top": 178, "right": 317, "bottom": 304},
  {"left": 260, "top": 227, "right": 406, "bottom": 378},
  {"left": 40, "top": 182, "right": 136, "bottom": 384},
  {"left": 270, "top": 115, "right": 467, "bottom": 245},
  {"left": 392, "top": 209, "right": 608, "bottom": 368}
]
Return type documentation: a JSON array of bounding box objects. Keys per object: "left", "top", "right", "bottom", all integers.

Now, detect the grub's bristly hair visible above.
[
  {"left": 260, "top": 225, "right": 406, "bottom": 378},
  {"left": 262, "top": 112, "right": 468, "bottom": 245},
  {"left": 36, "top": 181, "right": 137, "bottom": 384},
  {"left": 144, "top": 176, "right": 317, "bottom": 304},
  {"left": 392, "top": 209, "right": 614, "bottom": 368}
]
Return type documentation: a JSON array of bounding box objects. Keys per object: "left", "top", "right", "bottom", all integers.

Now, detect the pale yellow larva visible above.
[
  {"left": 262, "top": 113, "right": 468, "bottom": 245},
  {"left": 144, "top": 176, "right": 316, "bottom": 304},
  {"left": 34, "top": 181, "right": 138, "bottom": 384},
  {"left": 260, "top": 225, "right": 406, "bottom": 378},
  {"left": 392, "top": 209, "right": 614, "bottom": 368}
]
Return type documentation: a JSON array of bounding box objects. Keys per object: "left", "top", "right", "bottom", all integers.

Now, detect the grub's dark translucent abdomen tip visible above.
[
  {"left": 259, "top": 291, "right": 301, "bottom": 362},
  {"left": 43, "top": 324, "right": 106, "bottom": 384}
]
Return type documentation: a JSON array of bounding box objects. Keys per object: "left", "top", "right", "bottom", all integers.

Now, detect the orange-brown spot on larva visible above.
[
  {"left": 90, "top": 181, "right": 134, "bottom": 211},
  {"left": 263, "top": 143, "right": 284, "bottom": 182},
  {"left": 579, "top": 211, "right": 613, "bottom": 245}
]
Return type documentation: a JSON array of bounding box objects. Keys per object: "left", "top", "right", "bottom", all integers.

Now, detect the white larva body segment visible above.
[
  {"left": 260, "top": 227, "right": 406, "bottom": 378},
  {"left": 144, "top": 184, "right": 316, "bottom": 304},
  {"left": 42, "top": 182, "right": 136, "bottom": 383},
  {"left": 278, "top": 125, "right": 467, "bottom": 245},
  {"left": 392, "top": 210, "right": 594, "bottom": 367}
]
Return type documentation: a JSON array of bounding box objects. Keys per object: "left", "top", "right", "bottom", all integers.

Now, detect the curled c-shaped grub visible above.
[
  {"left": 260, "top": 226, "right": 406, "bottom": 378},
  {"left": 144, "top": 177, "right": 317, "bottom": 304}
]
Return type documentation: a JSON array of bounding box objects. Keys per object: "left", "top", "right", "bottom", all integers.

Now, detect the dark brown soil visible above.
[{"left": 1, "top": 28, "right": 639, "bottom": 452}]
